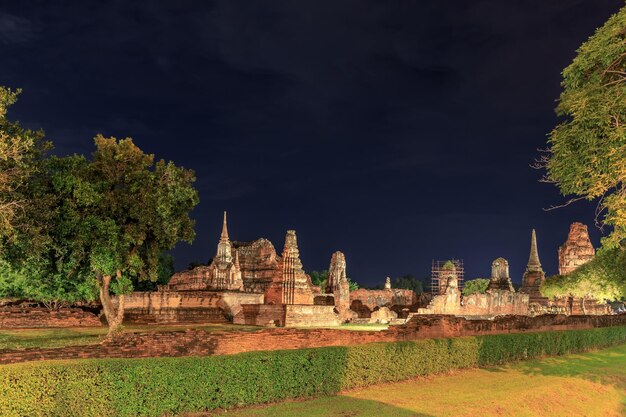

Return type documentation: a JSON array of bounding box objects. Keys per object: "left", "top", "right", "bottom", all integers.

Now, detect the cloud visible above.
[{"left": 0, "top": 12, "right": 37, "bottom": 45}]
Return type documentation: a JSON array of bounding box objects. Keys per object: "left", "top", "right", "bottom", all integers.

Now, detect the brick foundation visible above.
[
  {"left": 0, "top": 307, "right": 102, "bottom": 328},
  {"left": 122, "top": 291, "right": 264, "bottom": 323},
  {"left": 233, "top": 304, "right": 340, "bottom": 327},
  {"left": 1, "top": 314, "right": 624, "bottom": 365}
]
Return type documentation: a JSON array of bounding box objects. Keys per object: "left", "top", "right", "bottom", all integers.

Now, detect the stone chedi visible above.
[
  {"left": 265, "top": 230, "right": 315, "bottom": 305},
  {"left": 384, "top": 277, "right": 391, "bottom": 289},
  {"left": 487, "top": 257, "right": 514, "bottom": 291},
  {"left": 558, "top": 222, "right": 595, "bottom": 275},
  {"left": 169, "top": 212, "right": 243, "bottom": 291},
  {"left": 519, "top": 229, "right": 546, "bottom": 301}
]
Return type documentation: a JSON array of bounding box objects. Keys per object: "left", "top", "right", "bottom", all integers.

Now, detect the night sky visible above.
[{"left": 0, "top": 1, "right": 622, "bottom": 287}]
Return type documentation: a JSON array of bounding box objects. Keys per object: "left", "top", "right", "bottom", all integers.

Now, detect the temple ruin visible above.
[
  {"left": 126, "top": 213, "right": 339, "bottom": 327},
  {"left": 519, "top": 229, "right": 546, "bottom": 303},
  {"left": 418, "top": 255, "right": 528, "bottom": 316},
  {"left": 558, "top": 222, "right": 595, "bottom": 275},
  {"left": 124, "top": 216, "right": 612, "bottom": 326},
  {"left": 487, "top": 257, "right": 514, "bottom": 291}
]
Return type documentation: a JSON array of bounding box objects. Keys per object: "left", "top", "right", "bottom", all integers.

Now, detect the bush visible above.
[
  {"left": 1, "top": 326, "right": 625, "bottom": 416},
  {"left": 462, "top": 278, "right": 490, "bottom": 296}
]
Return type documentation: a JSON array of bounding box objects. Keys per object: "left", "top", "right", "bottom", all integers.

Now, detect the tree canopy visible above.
[
  {"left": 58, "top": 136, "right": 199, "bottom": 332},
  {"left": 462, "top": 279, "right": 489, "bottom": 296},
  {"left": 0, "top": 87, "right": 50, "bottom": 247},
  {"left": 539, "top": 5, "right": 626, "bottom": 249},
  {"left": 392, "top": 275, "right": 424, "bottom": 295},
  {"left": 541, "top": 248, "right": 626, "bottom": 302}
]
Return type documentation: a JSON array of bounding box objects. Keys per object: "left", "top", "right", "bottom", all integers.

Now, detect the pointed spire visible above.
[
  {"left": 526, "top": 229, "right": 542, "bottom": 271},
  {"left": 220, "top": 211, "right": 229, "bottom": 241}
]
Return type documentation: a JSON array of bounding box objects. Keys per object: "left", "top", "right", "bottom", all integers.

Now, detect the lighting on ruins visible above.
[
  {"left": 487, "top": 258, "right": 514, "bottom": 292},
  {"left": 520, "top": 229, "right": 546, "bottom": 302},
  {"left": 558, "top": 222, "right": 595, "bottom": 276}
]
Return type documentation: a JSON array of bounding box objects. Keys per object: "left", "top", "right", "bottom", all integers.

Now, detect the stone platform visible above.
[
  {"left": 233, "top": 304, "right": 340, "bottom": 327},
  {"left": 123, "top": 290, "right": 263, "bottom": 324}
]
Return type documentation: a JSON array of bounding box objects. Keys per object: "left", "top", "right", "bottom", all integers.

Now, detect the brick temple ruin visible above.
[
  {"left": 417, "top": 224, "right": 611, "bottom": 317},
  {"left": 0, "top": 217, "right": 615, "bottom": 329},
  {"left": 123, "top": 213, "right": 417, "bottom": 327},
  {"left": 558, "top": 222, "right": 595, "bottom": 275},
  {"left": 418, "top": 258, "right": 529, "bottom": 316},
  {"left": 123, "top": 217, "right": 612, "bottom": 326}
]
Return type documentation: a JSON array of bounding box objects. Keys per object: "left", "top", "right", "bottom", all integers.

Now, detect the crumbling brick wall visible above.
[
  {"left": 0, "top": 307, "right": 101, "bottom": 328},
  {"left": 1, "top": 313, "right": 624, "bottom": 365}
]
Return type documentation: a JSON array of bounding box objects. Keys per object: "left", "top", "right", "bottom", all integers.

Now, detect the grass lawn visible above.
[
  {"left": 0, "top": 322, "right": 385, "bottom": 350},
  {"left": 204, "top": 343, "right": 626, "bottom": 417}
]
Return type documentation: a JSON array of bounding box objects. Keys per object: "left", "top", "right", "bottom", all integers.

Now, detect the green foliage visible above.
[
  {"left": 542, "top": 6, "right": 626, "bottom": 248},
  {"left": 462, "top": 279, "right": 490, "bottom": 296},
  {"left": 392, "top": 275, "right": 424, "bottom": 295},
  {"left": 134, "top": 253, "right": 175, "bottom": 291},
  {"left": 1, "top": 327, "right": 624, "bottom": 417},
  {"left": 308, "top": 270, "right": 358, "bottom": 291},
  {"left": 442, "top": 260, "right": 455, "bottom": 270},
  {"left": 308, "top": 270, "right": 328, "bottom": 288},
  {"left": 0, "top": 87, "right": 51, "bottom": 245},
  {"left": 541, "top": 248, "right": 626, "bottom": 301}
]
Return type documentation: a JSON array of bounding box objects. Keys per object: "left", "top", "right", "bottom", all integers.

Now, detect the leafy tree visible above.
[
  {"left": 36, "top": 137, "right": 198, "bottom": 333},
  {"left": 308, "top": 270, "right": 328, "bottom": 288},
  {"left": 538, "top": 6, "right": 626, "bottom": 249},
  {"left": 542, "top": 248, "right": 626, "bottom": 311},
  {"left": 0, "top": 87, "right": 50, "bottom": 246},
  {"left": 308, "top": 269, "right": 358, "bottom": 291},
  {"left": 392, "top": 275, "right": 424, "bottom": 295},
  {"left": 462, "top": 279, "right": 489, "bottom": 296},
  {"left": 134, "top": 252, "right": 175, "bottom": 291},
  {"left": 347, "top": 277, "right": 359, "bottom": 291}
]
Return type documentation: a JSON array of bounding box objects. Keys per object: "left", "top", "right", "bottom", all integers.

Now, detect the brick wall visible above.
[
  {"left": 123, "top": 290, "right": 264, "bottom": 323},
  {"left": 0, "top": 307, "right": 101, "bottom": 328},
  {"left": 1, "top": 313, "right": 624, "bottom": 365},
  {"left": 233, "top": 304, "right": 340, "bottom": 327}
]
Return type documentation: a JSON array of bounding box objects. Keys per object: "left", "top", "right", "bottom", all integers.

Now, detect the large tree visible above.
[
  {"left": 45, "top": 136, "right": 198, "bottom": 333},
  {"left": 538, "top": 6, "right": 626, "bottom": 249},
  {"left": 0, "top": 87, "right": 50, "bottom": 246}
]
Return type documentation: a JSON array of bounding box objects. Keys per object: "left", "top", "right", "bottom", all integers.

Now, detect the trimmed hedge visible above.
[{"left": 1, "top": 326, "right": 625, "bottom": 417}]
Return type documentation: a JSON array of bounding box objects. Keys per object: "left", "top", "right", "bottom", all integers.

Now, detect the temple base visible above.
[{"left": 233, "top": 304, "right": 340, "bottom": 327}]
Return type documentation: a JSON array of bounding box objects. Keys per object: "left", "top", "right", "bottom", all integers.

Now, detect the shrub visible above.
[{"left": 0, "top": 326, "right": 625, "bottom": 417}]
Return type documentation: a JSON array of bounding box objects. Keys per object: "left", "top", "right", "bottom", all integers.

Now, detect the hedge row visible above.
[{"left": 1, "top": 326, "right": 625, "bottom": 417}]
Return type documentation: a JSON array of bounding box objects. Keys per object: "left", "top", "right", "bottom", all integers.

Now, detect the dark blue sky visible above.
[{"left": 0, "top": 1, "right": 622, "bottom": 287}]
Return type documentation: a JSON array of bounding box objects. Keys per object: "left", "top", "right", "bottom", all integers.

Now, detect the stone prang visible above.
[{"left": 558, "top": 222, "right": 595, "bottom": 275}]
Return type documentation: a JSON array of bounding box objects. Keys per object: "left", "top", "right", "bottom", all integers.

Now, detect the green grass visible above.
[{"left": 206, "top": 343, "right": 626, "bottom": 417}]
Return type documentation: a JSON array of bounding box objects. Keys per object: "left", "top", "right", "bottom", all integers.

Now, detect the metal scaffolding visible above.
[{"left": 431, "top": 259, "right": 464, "bottom": 294}]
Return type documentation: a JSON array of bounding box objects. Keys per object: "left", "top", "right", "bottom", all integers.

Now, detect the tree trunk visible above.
[
  {"left": 99, "top": 271, "right": 126, "bottom": 336},
  {"left": 581, "top": 297, "right": 587, "bottom": 315}
]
